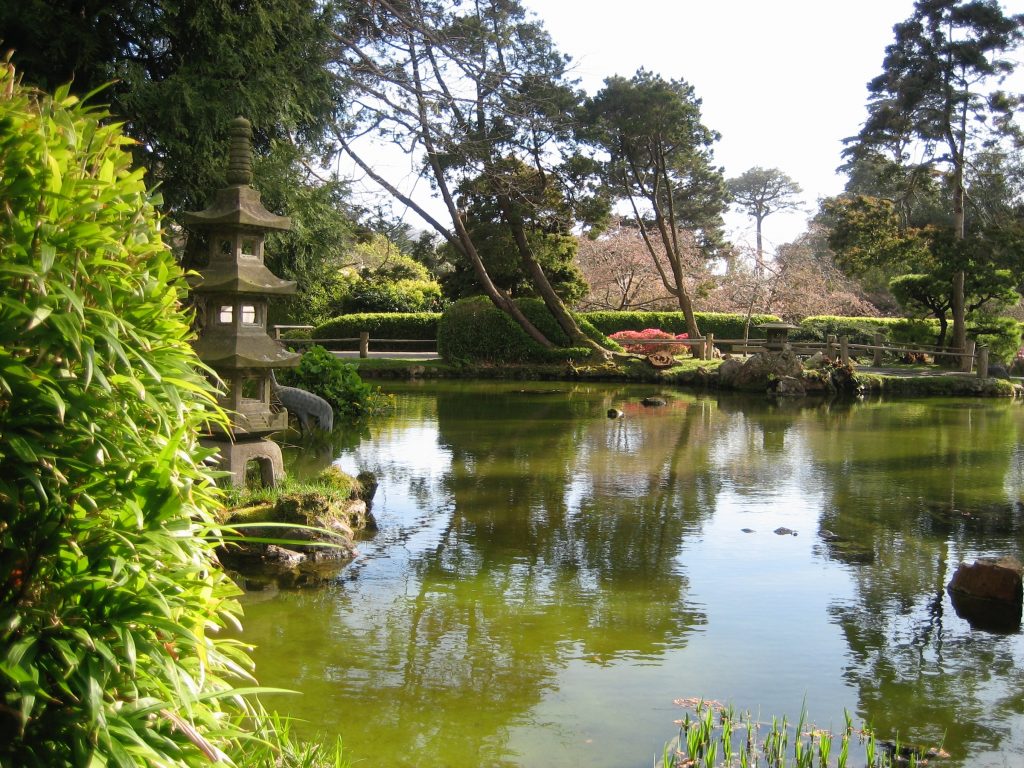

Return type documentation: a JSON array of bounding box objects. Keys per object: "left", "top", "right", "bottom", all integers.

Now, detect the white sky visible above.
[{"left": 522, "top": 0, "right": 1024, "bottom": 253}]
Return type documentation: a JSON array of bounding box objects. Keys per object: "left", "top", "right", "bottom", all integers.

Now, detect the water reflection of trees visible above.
[
  {"left": 372, "top": 385, "right": 714, "bottom": 761},
  {"left": 251, "top": 387, "right": 1024, "bottom": 766},
  {"left": 808, "top": 399, "right": 1024, "bottom": 761}
]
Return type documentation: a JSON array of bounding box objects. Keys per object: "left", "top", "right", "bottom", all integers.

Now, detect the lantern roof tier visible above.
[
  {"left": 193, "top": 334, "right": 301, "bottom": 370},
  {"left": 189, "top": 262, "right": 297, "bottom": 295},
  {"left": 183, "top": 185, "right": 291, "bottom": 231}
]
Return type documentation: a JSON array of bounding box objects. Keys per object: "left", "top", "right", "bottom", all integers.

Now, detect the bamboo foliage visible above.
[{"left": 0, "top": 62, "right": 282, "bottom": 766}]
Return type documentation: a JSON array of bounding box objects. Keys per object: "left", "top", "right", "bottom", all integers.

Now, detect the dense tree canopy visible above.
[
  {"left": 843, "top": 0, "right": 1024, "bottom": 350},
  {"left": 2, "top": 0, "right": 358, "bottom": 326},
  {"left": 584, "top": 69, "right": 728, "bottom": 340},
  {"left": 333, "top": 0, "right": 610, "bottom": 355}
]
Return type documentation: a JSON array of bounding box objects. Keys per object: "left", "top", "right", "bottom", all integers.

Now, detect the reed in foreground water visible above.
[{"left": 660, "top": 699, "right": 950, "bottom": 768}]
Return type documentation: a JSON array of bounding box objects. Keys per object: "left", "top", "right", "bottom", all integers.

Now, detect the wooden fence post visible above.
[
  {"left": 705, "top": 332, "right": 715, "bottom": 359},
  {"left": 872, "top": 333, "right": 883, "bottom": 367},
  {"left": 961, "top": 339, "right": 976, "bottom": 373},
  {"left": 827, "top": 334, "right": 837, "bottom": 359},
  {"left": 977, "top": 345, "right": 989, "bottom": 379},
  {"left": 840, "top": 336, "right": 850, "bottom": 366},
  {"left": 359, "top": 331, "right": 369, "bottom": 359}
]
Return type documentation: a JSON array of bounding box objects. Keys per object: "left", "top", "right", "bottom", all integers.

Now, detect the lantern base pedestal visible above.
[{"left": 204, "top": 437, "right": 284, "bottom": 488}]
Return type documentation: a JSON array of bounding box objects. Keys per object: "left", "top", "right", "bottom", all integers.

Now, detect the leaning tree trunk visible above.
[{"left": 500, "top": 202, "right": 610, "bottom": 360}]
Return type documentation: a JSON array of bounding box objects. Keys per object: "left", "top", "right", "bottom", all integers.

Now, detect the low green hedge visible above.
[
  {"left": 795, "top": 315, "right": 1022, "bottom": 363},
  {"left": 581, "top": 310, "right": 782, "bottom": 340},
  {"left": 794, "top": 316, "right": 937, "bottom": 347},
  {"left": 313, "top": 312, "right": 441, "bottom": 351},
  {"left": 437, "top": 296, "right": 609, "bottom": 364}
]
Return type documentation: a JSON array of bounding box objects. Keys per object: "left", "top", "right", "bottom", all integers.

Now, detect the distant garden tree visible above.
[
  {"left": 843, "top": 0, "right": 1024, "bottom": 352},
  {"left": 336, "top": 232, "right": 445, "bottom": 313},
  {"left": 332, "top": 0, "right": 611, "bottom": 357},
  {"left": 727, "top": 167, "right": 804, "bottom": 276},
  {"left": 823, "top": 194, "right": 1019, "bottom": 344},
  {"left": 574, "top": 222, "right": 678, "bottom": 310},
  {"left": 585, "top": 69, "right": 728, "bottom": 341}
]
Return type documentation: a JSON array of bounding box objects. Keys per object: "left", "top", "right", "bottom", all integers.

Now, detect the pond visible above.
[{"left": 239, "top": 381, "right": 1024, "bottom": 768}]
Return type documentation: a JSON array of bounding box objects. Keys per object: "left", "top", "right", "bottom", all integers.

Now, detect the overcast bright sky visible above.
[{"left": 522, "top": 0, "right": 1024, "bottom": 252}]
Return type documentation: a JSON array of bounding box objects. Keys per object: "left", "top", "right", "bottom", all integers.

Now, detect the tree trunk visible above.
[
  {"left": 754, "top": 213, "right": 765, "bottom": 277},
  {"left": 950, "top": 176, "right": 967, "bottom": 353},
  {"left": 501, "top": 200, "right": 609, "bottom": 359},
  {"left": 950, "top": 111, "right": 967, "bottom": 353},
  {"left": 937, "top": 314, "right": 948, "bottom": 349}
]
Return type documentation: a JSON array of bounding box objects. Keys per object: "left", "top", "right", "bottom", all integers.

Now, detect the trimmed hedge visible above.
[
  {"left": 314, "top": 312, "right": 441, "bottom": 350},
  {"left": 437, "top": 296, "right": 608, "bottom": 364},
  {"left": 582, "top": 311, "right": 782, "bottom": 340},
  {"left": 793, "top": 316, "right": 938, "bottom": 347},
  {"left": 795, "top": 315, "right": 1022, "bottom": 363}
]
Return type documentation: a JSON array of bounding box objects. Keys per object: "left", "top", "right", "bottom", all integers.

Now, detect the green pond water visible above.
[{"left": 239, "top": 381, "right": 1024, "bottom": 767}]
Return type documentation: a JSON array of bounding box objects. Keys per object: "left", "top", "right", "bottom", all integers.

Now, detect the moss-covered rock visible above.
[{"left": 219, "top": 467, "right": 378, "bottom": 588}]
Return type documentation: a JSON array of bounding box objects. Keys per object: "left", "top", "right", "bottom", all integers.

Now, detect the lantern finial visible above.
[{"left": 226, "top": 117, "right": 253, "bottom": 186}]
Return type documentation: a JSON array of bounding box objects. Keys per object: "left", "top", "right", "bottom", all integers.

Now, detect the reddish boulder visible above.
[{"left": 947, "top": 556, "right": 1023, "bottom": 632}]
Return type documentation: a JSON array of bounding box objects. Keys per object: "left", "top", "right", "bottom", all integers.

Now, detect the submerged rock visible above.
[
  {"left": 773, "top": 375, "right": 806, "bottom": 397},
  {"left": 641, "top": 396, "right": 667, "bottom": 407},
  {"left": 717, "top": 358, "right": 743, "bottom": 388},
  {"left": 947, "top": 556, "right": 1023, "bottom": 632}
]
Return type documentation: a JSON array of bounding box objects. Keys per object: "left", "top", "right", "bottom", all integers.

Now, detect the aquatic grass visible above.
[{"left": 665, "top": 700, "right": 945, "bottom": 768}]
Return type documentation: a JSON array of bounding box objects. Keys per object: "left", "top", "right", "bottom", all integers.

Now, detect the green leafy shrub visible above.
[
  {"left": 337, "top": 277, "right": 445, "bottom": 314},
  {"left": 582, "top": 310, "right": 781, "bottom": 340},
  {"left": 794, "top": 315, "right": 937, "bottom": 347},
  {"left": 0, "top": 68, "right": 270, "bottom": 764},
  {"left": 315, "top": 312, "right": 441, "bottom": 351},
  {"left": 437, "top": 296, "right": 606, "bottom": 364},
  {"left": 278, "top": 345, "right": 392, "bottom": 419},
  {"left": 970, "top": 315, "right": 1022, "bottom": 365}
]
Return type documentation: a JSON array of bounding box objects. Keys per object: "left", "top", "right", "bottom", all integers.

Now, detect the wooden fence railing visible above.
[{"left": 273, "top": 327, "right": 436, "bottom": 357}]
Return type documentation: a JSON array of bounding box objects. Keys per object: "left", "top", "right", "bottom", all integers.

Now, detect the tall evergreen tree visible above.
[
  {"left": 844, "top": 0, "right": 1024, "bottom": 351},
  {"left": 727, "top": 167, "right": 803, "bottom": 276},
  {"left": 584, "top": 69, "right": 728, "bottom": 341}
]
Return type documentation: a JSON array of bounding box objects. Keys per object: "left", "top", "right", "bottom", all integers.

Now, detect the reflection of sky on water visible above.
[{"left": 241, "top": 385, "right": 1024, "bottom": 768}]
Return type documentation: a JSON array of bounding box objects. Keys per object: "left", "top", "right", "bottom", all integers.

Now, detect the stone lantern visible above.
[
  {"left": 185, "top": 117, "right": 299, "bottom": 487},
  {"left": 756, "top": 322, "right": 800, "bottom": 352}
]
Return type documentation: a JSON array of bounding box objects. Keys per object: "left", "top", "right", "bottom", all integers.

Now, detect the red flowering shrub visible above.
[{"left": 609, "top": 328, "right": 690, "bottom": 355}]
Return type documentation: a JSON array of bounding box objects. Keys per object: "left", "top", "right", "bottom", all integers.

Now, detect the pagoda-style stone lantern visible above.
[
  {"left": 185, "top": 117, "right": 299, "bottom": 487},
  {"left": 757, "top": 322, "right": 800, "bottom": 352}
]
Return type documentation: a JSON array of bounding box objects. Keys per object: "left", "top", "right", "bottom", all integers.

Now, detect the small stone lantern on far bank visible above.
[
  {"left": 185, "top": 117, "right": 299, "bottom": 487},
  {"left": 757, "top": 322, "right": 800, "bottom": 352}
]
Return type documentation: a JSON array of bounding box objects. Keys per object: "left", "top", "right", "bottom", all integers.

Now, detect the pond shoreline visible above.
[{"left": 349, "top": 356, "right": 1022, "bottom": 398}]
